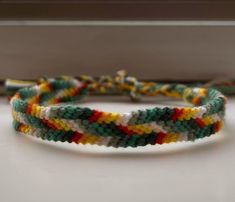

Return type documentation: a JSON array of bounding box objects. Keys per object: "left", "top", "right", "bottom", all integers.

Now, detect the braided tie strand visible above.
[{"left": 9, "top": 71, "right": 227, "bottom": 148}]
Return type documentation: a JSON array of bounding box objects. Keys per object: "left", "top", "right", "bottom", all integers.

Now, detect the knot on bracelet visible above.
[{"left": 78, "top": 70, "right": 142, "bottom": 101}]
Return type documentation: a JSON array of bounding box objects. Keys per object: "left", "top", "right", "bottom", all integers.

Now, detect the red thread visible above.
[
  {"left": 71, "top": 132, "right": 83, "bottom": 143},
  {"left": 195, "top": 118, "right": 205, "bottom": 128},
  {"left": 26, "top": 104, "right": 33, "bottom": 114},
  {"left": 171, "top": 108, "right": 184, "bottom": 121},
  {"left": 155, "top": 132, "right": 166, "bottom": 144},
  {"left": 118, "top": 125, "right": 135, "bottom": 136},
  {"left": 89, "top": 110, "right": 103, "bottom": 122}
]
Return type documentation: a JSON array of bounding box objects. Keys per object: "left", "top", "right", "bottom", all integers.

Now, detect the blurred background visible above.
[{"left": 0, "top": 0, "right": 235, "bottom": 80}]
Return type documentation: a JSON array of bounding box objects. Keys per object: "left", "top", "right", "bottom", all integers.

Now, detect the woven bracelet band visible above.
[{"left": 9, "top": 71, "right": 227, "bottom": 148}]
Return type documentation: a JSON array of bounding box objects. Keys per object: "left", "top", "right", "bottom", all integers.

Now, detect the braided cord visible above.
[{"left": 9, "top": 71, "right": 227, "bottom": 148}]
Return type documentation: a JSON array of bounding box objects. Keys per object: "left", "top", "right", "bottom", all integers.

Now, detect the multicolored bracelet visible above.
[{"left": 9, "top": 71, "right": 227, "bottom": 148}]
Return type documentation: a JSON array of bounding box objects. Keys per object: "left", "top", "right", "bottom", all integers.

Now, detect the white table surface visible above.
[{"left": 0, "top": 96, "right": 234, "bottom": 202}]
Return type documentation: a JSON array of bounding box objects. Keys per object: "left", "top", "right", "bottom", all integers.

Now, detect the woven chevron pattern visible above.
[{"left": 9, "top": 71, "right": 227, "bottom": 148}]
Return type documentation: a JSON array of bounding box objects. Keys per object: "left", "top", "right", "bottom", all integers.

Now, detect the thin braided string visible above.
[{"left": 9, "top": 71, "right": 227, "bottom": 148}]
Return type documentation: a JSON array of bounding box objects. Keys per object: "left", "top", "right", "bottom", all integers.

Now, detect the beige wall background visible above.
[{"left": 0, "top": 22, "right": 235, "bottom": 80}]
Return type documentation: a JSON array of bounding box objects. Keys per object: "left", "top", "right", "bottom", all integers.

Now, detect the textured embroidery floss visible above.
[{"left": 8, "top": 71, "right": 227, "bottom": 148}]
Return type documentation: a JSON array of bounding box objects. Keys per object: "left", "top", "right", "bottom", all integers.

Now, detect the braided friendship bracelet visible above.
[{"left": 9, "top": 71, "right": 227, "bottom": 148}]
